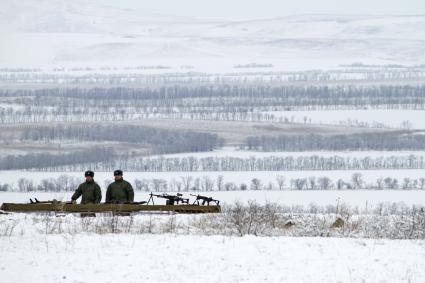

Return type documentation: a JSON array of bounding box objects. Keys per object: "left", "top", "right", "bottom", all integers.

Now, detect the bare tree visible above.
[
  {"left": 308, "top": 177, "right": 317, "bottom": 190},
  {"left": 225, "top": 182, "right": 237, "bottom": 191},
  {"left": 351, "top": 173, "right": 364, "bottom": 190},
  {"left": 216, "top": 175, "right": 224, "bottom": 191},
  {"left": 419, "top": 178, "right": 425, "bottom": 190},
  {"left": 201, "top": 176, "right": 215, "bottom": 192},
  {"left": 250, "top": 178, "right": 262, "bottom": 190},
  {"left": 318, "top": 177, "right": 332, "bottom": 190},
  {"left": 376, "top": 177, "right": 384, "bottom": 190},
  {"left": 181, "top": 176, "right": 193, "bottom": 192},
  {"left": 292, "top": 178, "right": 307, "bottom": 190},
  {"left": 276, "top": 175, "right": 286, "bottom": 190},
  {"left": 152, "top": 179, "right": 167, "bottom": 192},
  {"left": 17, "top": 178, "right": 34, "bottom": 192},
  {"left": 384, "top": 177, "right": 398, "bottom": 189},
  {"left": 402, "top": 178, "right": 412, "bottom": 190}
]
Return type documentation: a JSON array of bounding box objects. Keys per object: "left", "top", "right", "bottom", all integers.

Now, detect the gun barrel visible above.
[
  {"left": 151, "top": 194, "right": 165, "bottom": 198},
  {"left": 191, "top": 195, "right": 215, "bottom": 200}
]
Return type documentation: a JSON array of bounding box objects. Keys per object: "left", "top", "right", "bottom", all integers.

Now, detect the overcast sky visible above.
[{"left": 104, "top": 0, "right": 425, "bottom": 19}]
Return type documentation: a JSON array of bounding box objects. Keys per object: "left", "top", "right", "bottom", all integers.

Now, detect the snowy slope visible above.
[
  {"left": 2, "top": 0, "right": 425, "bottom": 70},
  {"left": 1, "top": 234, "right": 424, "bottom": 283}
]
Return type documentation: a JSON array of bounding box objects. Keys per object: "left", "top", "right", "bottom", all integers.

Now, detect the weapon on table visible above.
[
  {"left": 104, "top": 200, "right": 148, "bottom": 205},
  {"left": 29, "top": 198, "right": 72, "bottom": 204},
  {"left": 190, "top": 194, "right": 220, "bottom": 206},
  {"left": 147, "top": 193, "right": 189, "bottom": 205}
]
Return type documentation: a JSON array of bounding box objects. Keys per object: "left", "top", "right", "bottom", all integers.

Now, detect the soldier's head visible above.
[
  {"left": 114, "top": 170, "right": 123, "bottom": 181},
  {"left": 84, "top": 170, "right": 94, "bottom": 182}
]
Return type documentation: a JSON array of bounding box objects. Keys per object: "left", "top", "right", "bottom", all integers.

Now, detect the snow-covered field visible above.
[
  {"left": 2, "top": 0, "right": 425, "bottom": 71},
  {"left": 0, "top": 234, "right": 424, "bottom": 283},
  {"left": 2, "top": 1, "right": 425, "bottom": 281}
]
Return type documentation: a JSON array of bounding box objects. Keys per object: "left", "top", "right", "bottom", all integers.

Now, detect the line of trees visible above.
[
  {"left": 7, "top": 84, "right": 425, "bottom": 105},
  {"left": 1, "top": 67, "right": 425, "bottom": 85},
  {"left": 1, "top": 84, "right": 425, "bottom": 124},
  {"left": 28, "top": 154, "right": 425, "bottom": 172},
  {"left": 3, "top": 173, "right": 425, "bottom": 192},
  {"left": 244, "top": 132, "right": 425, "bottom": 151},
  {"left": 0, "top": 107, "right": 409, "bottom": 127},
  {"left": 20, "top": 125, "right": 222, "bottom": 154},
  {"left": 2, "top": 84, "right": 425, "bottom": 109},
  {"left": 3, "top": 147, "right": 425, "bottom": 171},
  {"left": 0, "top": 147, "right": 115, "bottom": 170}
]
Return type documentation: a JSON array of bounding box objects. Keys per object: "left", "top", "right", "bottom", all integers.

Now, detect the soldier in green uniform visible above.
[
  {"left": 105, "top": 170, "right": 134, "bottom": 203},
  {"left": 71, "top": 171, "right": 102, "bottom": 204}
]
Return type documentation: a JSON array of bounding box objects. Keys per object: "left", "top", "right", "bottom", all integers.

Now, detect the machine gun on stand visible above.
[
  {"left": 190, "top": 194, "right": 220, "bottom": 206},
  {"left": 147, "top": 193, "right": 189, "bottom": 205}
]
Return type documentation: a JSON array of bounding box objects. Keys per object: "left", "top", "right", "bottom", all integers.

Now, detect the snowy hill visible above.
[{"left": 1, "top": 0, "right": 425, "bottom": 71}]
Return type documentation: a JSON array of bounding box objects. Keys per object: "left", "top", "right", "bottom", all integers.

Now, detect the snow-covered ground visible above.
[
  {"left": 2, "top": 190, "right": 425, "bottom": 208},
  {"left": 0, "top": 234, "right": 424, "bottom": 283},
  {"left": 2, "top": 0, "right": 425, "bottom": 71},
  {"left": 2, "top": 1, "right": 425, "bottom": 282}
]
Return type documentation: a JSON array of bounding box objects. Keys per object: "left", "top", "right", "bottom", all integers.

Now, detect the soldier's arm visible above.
[
  {"left": 94, "top": 184, "right": 102, "bottom": 204},
  {"left": 71, "top": 184, "right": 83, "bottom": 201},
  {"left": 127, "top": 182, "right": 134, "bottom": 203},
  {"left": 105, "top": 185, "right": 112, "bottom": 203}
]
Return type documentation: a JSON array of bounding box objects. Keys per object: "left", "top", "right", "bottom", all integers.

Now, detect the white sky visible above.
[{"left": 104, "top": 0, "right": 425, "bottom": 19}]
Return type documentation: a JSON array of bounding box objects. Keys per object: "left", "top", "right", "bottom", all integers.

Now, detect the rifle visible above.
[
  {"left": 29, "top": 198, "right": 72, "bottom": 204},
  {"left": 104, "top": 200, "right": 147, "bottom": 205},
  {"left": 190, "top": 194, "right": 220, "bottom": 206},
  {"left": 147, "top": 193, "right": 189, "bottom": 205}
]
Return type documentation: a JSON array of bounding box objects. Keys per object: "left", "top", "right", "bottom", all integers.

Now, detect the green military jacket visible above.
[
  {"left": 71, "top": 181, "right": 102, "bottom": 204},
  {"left": 105, "top": 179, "right": 134, "bottom": 203}
]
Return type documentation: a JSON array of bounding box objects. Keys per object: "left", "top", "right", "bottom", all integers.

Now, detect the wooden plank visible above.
[{"left": 0, "top": 203, "right": 221, "bottom": 214}]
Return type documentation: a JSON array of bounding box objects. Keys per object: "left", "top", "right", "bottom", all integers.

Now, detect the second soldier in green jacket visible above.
[
  {"left": 105, "top": 170, "right": 134, "bottom": 203},
  {"left": 71, "top": 170, "right": 102, "bottom": 204}
]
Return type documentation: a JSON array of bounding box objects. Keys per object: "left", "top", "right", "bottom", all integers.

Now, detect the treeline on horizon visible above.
[
  {"left": 1, "top": 173, "right": 424, "bottom": 193},
  {"left": 0, "top": 125, "right": 221, "bottom": 170},
  {"left": 3, "top": 153, "right": 425, "bottom": 171},
  {"left": 20, "top": 124, "right": 222, "bottom": 154},
  {"left": 2, "top": 84, "right": 425, "bottom": 108},
  {"left": 244, "top": 132, "right": 425, "bottom": 151}
]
